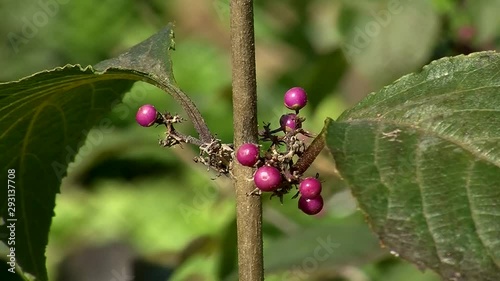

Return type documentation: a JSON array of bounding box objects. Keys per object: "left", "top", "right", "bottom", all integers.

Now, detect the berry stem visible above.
[
  {"left": 157, "top": 112, "right": 204, "bottom": 147},
  {"left": 157, "top": 82, "right": 213, "bottom": 143},
  {"left": 230, "top": 0, "right": 264, "bottom": 280},
  {"left": 291, "top": 124, "right": 326, "bottom": 175}
]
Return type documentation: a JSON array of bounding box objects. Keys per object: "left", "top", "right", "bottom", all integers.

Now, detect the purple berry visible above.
[
  {"left": 254, "top": 166, "right": 281, "bottom": 192},
  {"left": 279, "top": 113, "right": 301, "bottom": 132},
  {"left": 236, "top": 143, "right": 260, "bottom": 167},
  {"left": 136, "top": 104, "right": 157, "bottom": 127},
  {"left": 299, "top": 177, "right": 322, "bottom": 199},
  {"left": 298, "top": 195, "right": 324, "bottom": 215},
  {"left": 284, "top": 87, "right": 307, "bottom": 111},
  {"left": 458, "top": 26, "right": 475, "bottom": 42}
]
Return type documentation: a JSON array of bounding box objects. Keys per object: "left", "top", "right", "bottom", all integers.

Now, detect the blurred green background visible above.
[{"left": 1, "top": 0, "right": 498, "bottom": 280}]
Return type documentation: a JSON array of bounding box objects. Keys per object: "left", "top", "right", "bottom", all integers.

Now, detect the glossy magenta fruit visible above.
[
  {"left": 136, "top": 104, "right": 158, "bottom": 127},
  {"left": 236, "top": 143, "right": 260, "bottom": 167},
  {"left": 284, "top": 87, "right": 307, "bottom": 110},
  {"left": 298, "top": 195, "right": 324, "bottom": 215},
  {"left": 254, "top": 166, "right": 281, "bottom": 192},
  {"left": 298, "top": 177, "right": 322, "bottom": 199},
  {"left": 279, "top": 113, "right": 301, "bottom": 132}
]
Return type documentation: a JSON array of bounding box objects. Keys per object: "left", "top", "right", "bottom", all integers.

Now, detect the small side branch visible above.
[
  {"left": 155, "top": 81, "right": 213, "bottom": 143},
  {"left": 292, "top": 129, "right": 326, "bottom": 176}
]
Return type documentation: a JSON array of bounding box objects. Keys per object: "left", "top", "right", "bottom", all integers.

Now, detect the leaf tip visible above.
[{"left": 168, "top": 23, "right": 176, "bottom": 51}]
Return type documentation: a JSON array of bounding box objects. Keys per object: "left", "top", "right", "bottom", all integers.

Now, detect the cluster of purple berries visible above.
[
  {"left": 134, "top": 87, "right": 323, "bottom": 215},
  {"left": 236, "top": 87, "right": 324, "bottom": 215}
]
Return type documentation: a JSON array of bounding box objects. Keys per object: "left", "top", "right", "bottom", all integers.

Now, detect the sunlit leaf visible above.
[{"left": 325, "top": 51, "right": 500, "bottom": 280}]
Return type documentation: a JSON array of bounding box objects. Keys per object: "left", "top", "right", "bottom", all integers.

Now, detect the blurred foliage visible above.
[{"left": 1, "top": 0, "right": 497, "bottom": 280}]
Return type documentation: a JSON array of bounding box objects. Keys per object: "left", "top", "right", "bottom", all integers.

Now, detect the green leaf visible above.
[
  {"left": 0, "top": 65, "right": 134, "bottom": 281},
  {"left": 95, "top": 26, "right": 212, "bottom": 142},
  {"left": 0, "top": 24, "right": 194, "bottom": 281},
  {"left": 325, "top": 51, "right": 500, "bottom": 280}
]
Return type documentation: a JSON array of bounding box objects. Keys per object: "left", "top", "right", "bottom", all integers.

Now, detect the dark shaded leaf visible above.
[
  {"left": 0, "top": 65, "right": 134, "bottom": 281},
  {"left": 0, "top": 24, "right": 202, "bottom": 281}
]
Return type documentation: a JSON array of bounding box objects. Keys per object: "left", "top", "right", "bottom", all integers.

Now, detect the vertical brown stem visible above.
[{"left": 230, "top": 0, "right": 264, "bottom": 280}]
